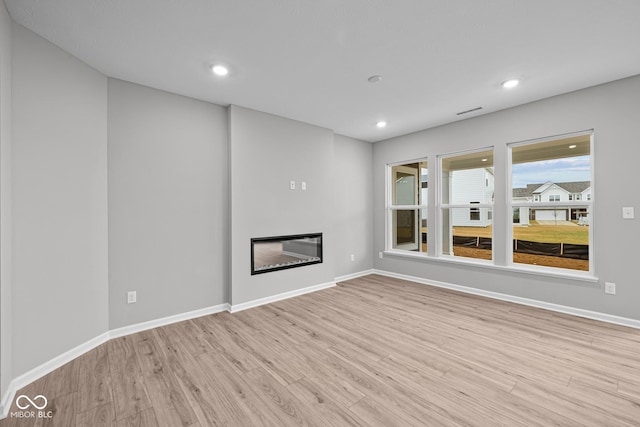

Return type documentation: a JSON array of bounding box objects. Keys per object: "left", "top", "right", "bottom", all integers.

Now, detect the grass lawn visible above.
[{"left": 423, "top": 223, "right": 589, "bottom": 245}]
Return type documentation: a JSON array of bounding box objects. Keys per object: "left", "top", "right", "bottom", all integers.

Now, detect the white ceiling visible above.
[{"left": 5, "top": 0, "right": 640, "bottom": 142}]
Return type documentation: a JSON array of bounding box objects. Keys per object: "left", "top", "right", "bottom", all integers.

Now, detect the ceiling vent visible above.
[{"left": 456, "top": 106, "right": 483, "bottom": 116}]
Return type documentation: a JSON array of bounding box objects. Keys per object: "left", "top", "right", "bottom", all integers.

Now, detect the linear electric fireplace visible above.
[{"left": 251, "top": 233, "right": 323, "bottom": 275}]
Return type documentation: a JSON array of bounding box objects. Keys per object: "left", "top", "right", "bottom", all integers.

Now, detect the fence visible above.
[{"left": 451, "top": 236, "right": 589, "bottom": 260}]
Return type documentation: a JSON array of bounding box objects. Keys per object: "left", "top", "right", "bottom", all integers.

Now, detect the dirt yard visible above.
[
  {"left": 419, "top": 223, "right": 590, "bottom": 270},
  {"left": 452, "top": 247, "right": 589, "bottom": 271}
]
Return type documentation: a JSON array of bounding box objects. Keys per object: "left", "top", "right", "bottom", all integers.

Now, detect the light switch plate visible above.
[
  {"left": 623, "top": 207, "right": 634, "bottom": 219},
  {"left": 289, "top": 181, "right": 296, "bottom": 190},
  {"left": 604, "top": 282, "right": 616, "bottom": 295}
]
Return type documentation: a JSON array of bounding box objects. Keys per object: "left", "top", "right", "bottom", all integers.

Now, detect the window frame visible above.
[
  {"left": 506, "top": 130, "right": 594, "bottom": 276},
  {"left": 383, "top": 130, "right": 596, "bottom": 282},
  {"left": 385, "top": 158, "right": 428, "bottom": 253},
  {"left": 437, "top": 147, "right": 494, "bottom": 262}
]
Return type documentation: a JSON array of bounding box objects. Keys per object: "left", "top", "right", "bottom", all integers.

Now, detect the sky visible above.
[{"left": 512, "top": 155, "right": 591, "bottom": 189}]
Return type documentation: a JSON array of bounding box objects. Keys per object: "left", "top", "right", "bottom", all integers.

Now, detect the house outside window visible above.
[
  {"left": 439, "top": 148, "right": 494, "bottom": 261},
  {"left": 510, "top": 131, "right": 592, "bottom": 273},
  {"left": 385, "top": 130, "right": 593, "bottom": 277}
]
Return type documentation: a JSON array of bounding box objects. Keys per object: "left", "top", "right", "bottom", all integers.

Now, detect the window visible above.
[
  {"left": 510, "top": 132, "right": 592, "bottom": 272},
  {"left": 384, "top": 131, "right": 593, "bottom": 278},
  {"left": 388, "top": 160, "right": 428, "bottom": 252},
  {"left": 470, "top": 202, "right": 480, "bottom": 220},
  {"left": 439, "top": 149, "right": 493, "bottom": 261}
]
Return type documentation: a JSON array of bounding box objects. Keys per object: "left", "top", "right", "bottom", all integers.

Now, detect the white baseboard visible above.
[
  {"left": 0, "top": 302, "right": 230, "bottom": 420},
  {"left": 0, "top": 278, "right": 341, "bottom": 419},
  {"left": 334, "top": 269, "right": 375, "bottom": 283},
  {"left": 230, "top": 281, "right": 336, "bottom": 313},
  {"left": 1, "top": 331, "right": 111, "bottom": 419},
  {"left": 109, "top": 303, "right": 230, "bottom": 339},
  {"left": 373, "top": 269, "right": 640, "bottom": 330}
]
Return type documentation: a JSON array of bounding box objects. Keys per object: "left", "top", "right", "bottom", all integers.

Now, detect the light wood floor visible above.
[{"left": 3, "top": 274, "right": 640, "bottom": 426}]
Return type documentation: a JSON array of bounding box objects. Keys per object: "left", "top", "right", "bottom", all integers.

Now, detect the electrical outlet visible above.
[
  {"left": 301, "top": 181, "right": 307, "bottom": 191},
  {"left": 604, "top": 282, "right": 616, "bottom": 295},
  {"left": 350, "top": 254, "right": 355, "bottom": 261},
  {"left": 127, "top": 291, "right": 137, "bottom": 304},
  {"left": 378, "top": 251, "right": 383, "bottom": 259}
]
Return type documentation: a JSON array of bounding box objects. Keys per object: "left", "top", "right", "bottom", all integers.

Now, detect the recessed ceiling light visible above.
[
  {"left": 376, "top": 121, "right": 387, "bottom": 128},
  {"left": 368, "top": 75, "right": 382, "bottom": 84},
  {"left": 569, "top": 144, "right": 577, "bottom": 149},
  {"left": 211, "top": 65, "right": 229, "bottom": 76},
  {"left": 481, "top": 158, "right": 488, "bottom": 162},
  {"left": 501, "top": 79, "right": 520, "bottom": 89}
]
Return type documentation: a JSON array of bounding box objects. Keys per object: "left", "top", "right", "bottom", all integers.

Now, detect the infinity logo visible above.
[{"left": 16, "top": 394, "right": 48, "bottom": 410}]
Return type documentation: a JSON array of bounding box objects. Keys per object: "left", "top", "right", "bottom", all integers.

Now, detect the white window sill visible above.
[{"left": 383, "top": 249, "right": 599, "bottom": 284}]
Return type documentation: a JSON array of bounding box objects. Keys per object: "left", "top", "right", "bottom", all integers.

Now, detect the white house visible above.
[
  {"left": 513, "top": 181, "right": 591, "bottom": 224},
  {"left": 451, "top": 168, "right": 494, "bottom": 227}
]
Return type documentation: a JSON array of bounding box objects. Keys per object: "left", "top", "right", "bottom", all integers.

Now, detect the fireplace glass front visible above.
[{"left": 251, "top": 233, "right": 323, "bottom": 275}]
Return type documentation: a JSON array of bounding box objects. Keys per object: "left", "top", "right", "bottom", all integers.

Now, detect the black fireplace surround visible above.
[{"left": 251, "top": 233, "right": 323, "bottom": 275}]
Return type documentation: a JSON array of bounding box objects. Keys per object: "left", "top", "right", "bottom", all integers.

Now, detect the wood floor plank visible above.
[
  {"left": 511, "top": 379, "right": 638, "bottom": 426},
  {"left": 4, "top": 273, "right": 640, "bottom": 426},
  {"left": 439, "top": 369, "right": 577, "bottom": 426},
  {"left": 114, "top": 408, "right": 159, "bottom": 427},
  {"left": 192, "top": 352, "right": 284, "bottom": 426},
  {"left": 75, "top": 403, "right": 114, "bottom": 427},
  {"left": 108, "top": 336, "right": 152, "bottom": 421},
  {"left": 288, "top": 341, "right": 366, "bottom": 408},
  {"left": 243, "top": 367, "right": 313, "bottom": 426},
  {"left": 152, "top": 327, "right": 231, "bottom": 426},
  {"left": 76, "top": 346, "right": 112, "bottom": 414},
  {"left": 199, "top": 311, "right": 309, "bottom": 387},
  {"left": 286, "top": 378, "right": 368, "bottom": 427},
  {"left": 133, "top": 333, "right": 198, "bottom": 427},
  {"left": 348, "top": 396, "right": 437, "bottom": 427},
  {"left": 327, "top": 338, "right": 513, "bottom": 426},
  {"left": 618, "top": 378, "right": 640, "bottom": 401},
  {"left": 190, "top": 315, "right": 262, "bottom": 375},
  {"left": 33, "top": 392, "right": 77, "bottom": 427},
  {"left": 41, "top": 360, "right": 79, "bottom": 401},
  {"left": 110, "top": 371, "right": 152, "bottom": 422},
  {"left": 162, "top": 320, "right": 211, "bottom": 357}
]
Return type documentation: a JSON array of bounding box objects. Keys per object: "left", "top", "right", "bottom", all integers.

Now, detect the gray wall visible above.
[
  {"left": 11, "top": 23, "right": 109, "bottom": 376},
  {"left": 0, "top": 0, "right": 12, "bottom": 397},
  {"left": 3, "top": 21, "right": 373, "bottom": 393},
  {"left": 108, "top": 79, "right": 228, "bottom": 329},
  {"left": 374, "top": 75, "right": 640, "bottom": 320},
  {"left": 229, "top": 105, "right": 336, "bottom": 305},
  {"left": 333, "top": 134, "right": 374, "bottom": 277}
]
